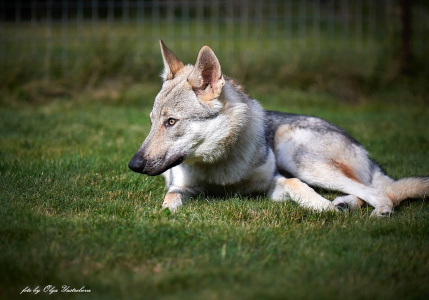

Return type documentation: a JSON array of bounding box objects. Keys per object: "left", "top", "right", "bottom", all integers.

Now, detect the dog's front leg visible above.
[
  {"left": 162, "top": 187, "right": 198, "bottom": 212},
  {"left": 268, "top": 176, "right": 337, "bottom": 212},
  {"left": 162, "top": 191, "right": 184, "bottom": 212}
]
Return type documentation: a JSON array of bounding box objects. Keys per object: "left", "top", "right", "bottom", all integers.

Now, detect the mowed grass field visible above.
[{"left": 1, "top": 76, "right": 429, "bottom": 299}]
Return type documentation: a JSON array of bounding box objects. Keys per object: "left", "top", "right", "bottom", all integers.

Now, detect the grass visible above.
[
  {"left": 1, "top": 80, "right": 428, "bottom": 299},
  {"left": 1, "top": 16, "right": 429, "bottom": 299}
]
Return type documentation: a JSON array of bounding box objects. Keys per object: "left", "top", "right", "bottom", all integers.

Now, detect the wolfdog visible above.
[{"left": 128, "top": 40, "right": 428, "bottom": 216}]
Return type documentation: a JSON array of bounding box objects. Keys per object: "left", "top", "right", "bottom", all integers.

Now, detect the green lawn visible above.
[{"left": 1, "top": 81, "right": 428, "bottom": 299}]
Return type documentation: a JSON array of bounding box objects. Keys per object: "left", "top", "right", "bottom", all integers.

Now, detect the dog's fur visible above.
[{"left": 128, "top": 40, "right": 429, "bottom": 216}]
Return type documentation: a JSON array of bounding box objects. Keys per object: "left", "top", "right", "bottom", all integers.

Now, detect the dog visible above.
[{"left": 128, "top": 40, "right": 429, "bottom": 216}]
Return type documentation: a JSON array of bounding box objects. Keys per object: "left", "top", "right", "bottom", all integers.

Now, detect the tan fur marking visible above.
[
  {"left": 199, "top": 84, "right": 221, "bottom": 102},
  {"left": 164, "top": 192, "right": 176, "bottom": 202},
  {"left": 332, "top": 160, "right": 361, "bottom": 183},
  {"left": 145, "top": 125, "right": 167, "bottom": 157},
  {"left": 356, "top": 197, "right": 365, "bottom": 207},
  {"left": 274, "top": 125, "right": 293, "bottom": 147},
  {"left": 282, "top": 178, "right": 302, "bottom": 189},
  {"left": 331, "top": 160, "right": 366, "bottom": 207},
  {"left": 387, "top": 192, "right": 398, "bottom": 205},
  {"left": 164, "top": 192, "right": 180, "bottom": 204},
  {"left": 162, "top": 192, "right": 183, "bottom": 211}
]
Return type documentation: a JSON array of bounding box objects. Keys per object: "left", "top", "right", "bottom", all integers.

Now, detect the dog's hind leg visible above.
[
  {"left": 268, "top": 175, "right": 338, "bottom": 212},
  {"left": 332, "top": 195, "right": 364, "bottom": 211},
  {"left": 311, "top": 174, "right": 394, "bottom": 217},
  {"left": 319, "top": 164, "right": 429, "bottom": 215},
  {"left": 289, "top": 159, "right": 394, "bottom": 216}
]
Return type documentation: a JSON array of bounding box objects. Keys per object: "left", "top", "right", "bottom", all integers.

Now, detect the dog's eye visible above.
[{"left": 165, "top": 118, "right": 177, "bottom": 127}]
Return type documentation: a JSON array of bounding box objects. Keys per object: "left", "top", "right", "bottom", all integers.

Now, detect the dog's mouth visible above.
[
  {"left": 128, "top": 153, "right": 185, "bottom": 176},
  {"left": 148, "top": 154, "right": 185, "bottom": 176}
]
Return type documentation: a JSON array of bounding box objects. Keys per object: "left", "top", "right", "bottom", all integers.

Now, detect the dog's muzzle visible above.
[{"left": 128, "top": 152, "right": 186, "bottom": 176}]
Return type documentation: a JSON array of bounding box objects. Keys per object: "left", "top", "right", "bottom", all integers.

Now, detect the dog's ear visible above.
[
  {"left": 160, "top": 39, "right": 184, "bottom": 81},
  {"left": 188, "top": 45, "right": 225, "bottom": 102}
]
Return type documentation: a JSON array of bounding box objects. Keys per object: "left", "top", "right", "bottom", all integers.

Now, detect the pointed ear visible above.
[
  {"left": 188, "top": 45, "right": 225, "bottom": 102},
  {"left": 160, "top": 39, "right": 184, "bottom": 81}
]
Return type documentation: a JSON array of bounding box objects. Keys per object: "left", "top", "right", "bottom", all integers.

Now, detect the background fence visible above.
[{"left": 1, "top": 0, "right": 428, "bottom": 89}]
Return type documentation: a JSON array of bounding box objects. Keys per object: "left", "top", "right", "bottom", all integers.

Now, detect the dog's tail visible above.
[
  {"left": 387, "top": 177, "right": 429, "bottom": 205},
  {"left": 372, "top": 168, "right": 429, "bottom": 205}
]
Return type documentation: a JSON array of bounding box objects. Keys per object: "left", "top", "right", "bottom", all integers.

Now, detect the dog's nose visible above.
[{"left": 128, "top": 154, "right": 145, "bottom": 173}]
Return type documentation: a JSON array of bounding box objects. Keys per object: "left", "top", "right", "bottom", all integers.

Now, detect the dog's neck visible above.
[{"left": 183, "top": 78, "right": 269, "bottom": 185}]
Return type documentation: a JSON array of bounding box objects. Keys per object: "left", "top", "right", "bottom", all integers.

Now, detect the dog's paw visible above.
[
  {"left": 334, "top": 202, "right": 349, "bottom": 212},
  {"left": 162, "top": 192, "right": 183, "bottom": 213},
  {"left": 326, "top": 202, "right": 340, "bottom": 212},
  {"left": 370, "top": 206, "right": 394, "bottom": 218},
  {"left": 332, "top": 195, "right": 360, "bottom": 212},
  {"left": 162, "top": 202, "right": 182, "bottom": 213}
]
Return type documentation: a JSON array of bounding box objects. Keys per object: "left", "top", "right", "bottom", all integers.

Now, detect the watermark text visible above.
[{"left": 20, "top": 285, "right": 91, "bottom": 295}]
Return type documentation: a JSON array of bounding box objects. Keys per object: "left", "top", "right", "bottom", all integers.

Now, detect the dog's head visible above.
[{"left": 129, "top": 40, "right": 229, "bottom": 176}]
